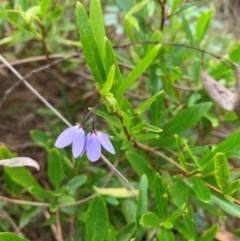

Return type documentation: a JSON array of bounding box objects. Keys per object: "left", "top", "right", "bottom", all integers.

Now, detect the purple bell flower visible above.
[
  {"left": 55, "top": 125, "right": 85, "bottom": 158},
  {"left": 85, "top": 130, "right": 115, "bottom": 162}
]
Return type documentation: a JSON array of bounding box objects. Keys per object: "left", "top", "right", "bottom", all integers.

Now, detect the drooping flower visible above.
[
  {"left": 84, "top": 130, "right": 115, "bottom": 162},
  {"left": 55, "top": 125, "right": 85, "bottom": 158}
]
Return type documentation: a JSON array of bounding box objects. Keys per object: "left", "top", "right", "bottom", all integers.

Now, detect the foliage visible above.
[{"left": 0, "top": 0, "right": 240, "bottom": 240}]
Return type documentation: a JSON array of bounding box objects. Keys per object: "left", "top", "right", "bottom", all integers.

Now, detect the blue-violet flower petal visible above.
[
  {"left": 97, "top": 131, "right": 115, "bottom": 154},
  {"left": 55, "top": 126, "right": 78, "bottom": 148},
  {"left": 86, "top": 132, "right": 101, "bottom": 162}
]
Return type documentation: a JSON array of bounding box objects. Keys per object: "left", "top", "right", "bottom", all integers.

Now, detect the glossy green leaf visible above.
[
  {"left": 126, "top": 151, "right": 156, "bottom": 188},
  {"left": 182, "top": 139, "right": 200, "bottom": 167},
  {"left": 28, "top": 186, "right": 53, "bottom": 200},
  {"left": 191, "top": 176, "right": 211, "bottom": 202},
  {"left": 90, "top": 0, "right": 106, "bottom": 59},
  {"left": 104, "top": 38, "right": 122, "bottom": 93},
  {"left": 76, "top": 2, "right": 106, "bottom": 89},
  {"left": 135, "top": 133, "right": 159, "bottom": 141},
  {"left": 30, "top": 130, "right": 51, "bottom": 149},
  {"left": 198, "top": 224, "right": 219, "bottom": 241},
  {"left": 162, "top": 102, "right": 212, "bottom": 136},
  {"left": 131, "top": 123, "right": 163, "bottom": 134},
  {"left": 47, "top": 148, "right": 64, "bottom": 189},
  {"left": 168, "top": 179, "right": 189, "bottom": 208},
  {"left": 199, "top": 129, "right": 240, "bottom": 167},
  {"left": 115, "top": 221, "right": 136, "bottom": 241},
  {"left": 175, "top": 135, "right": 187, "bottom": 172},
  {"left": 225, "top": 180, "right": 240, "bottom": 196},
  {"left": 140, "top": 212, "right": 161, "bottom": 228},
  {"left": 214, "top": 153, "right": 230, "bottom": 193},
  {"left": 127, "top": 0, "right": 149, "bottom": 16},
  {"left": 182, "top": 16, "right": 193, "bottom": 44},
  {"left": 106, "top": 229, "right": 116, "bottom": 241},
  {"left": 136, "top": 175, "right": 148, "bottom": 233},
  {"left": 135, "top": 90, "right": 163, "bottom": 115},
  {"left": 0, "top": 232, "right": 30, "bottom": 241},
  {"left": 86, "top": 195, "right": 109, "bottom": 241},
  {"left": 154, "top": 173, "right": 168, "bottom": 219},
  {"left": 173, "top": 221, "right": 194, "bottom": 241},
  {"left": 195, "top": 10, "right": 213, "bottom": 44},
  {"left": 116, "top": 44, "right": 161, "bottom": 101},
  {"left": 67, "top": 175, "right": 87, "bottom": 191},
  {"left": 166, "top": 204, "right": 185, "bottom": 223},
  {"left": 41, "top": 0, "right": 52, "bottom": 19},
  {"left": 100, "top": 65, "right": 115, "bottom": 95},
  {"left": 158, "top": 228, "right": 175, "bottom": 241}
]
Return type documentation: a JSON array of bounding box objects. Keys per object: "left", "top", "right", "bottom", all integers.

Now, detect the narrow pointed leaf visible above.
[
  {"left": 135, "top": 90, "right": 163, "bottom": 115},
  {"left": 100, "top": 65, "right": 115, "bottom": 95},
  {"left": 191, "top": 176, "right": 211, "bottom": 202},
  {"left": 136, "top": 175, "right": 148, "bottom": 234},
  {"left": 86, "top": 195, "right": 109, "bottom": 241},
  {"left": 225, "top": 180, "right": 240, "bottom": 196},
  {"left": 162, "top": 102, "right": 212, "bottom": 136},
  {"left": 126, "top": 151, "right": 156, "bottom": 188},
  {"left": 90, "top": 0, "right": 106, "bottom": 58},
  {"left": 154, "top": 173, "right": 168, "bottom": 219},
  {"left": 116, "top": 44, "right": 161, "bottom": 100},
  {"left": 214, "top": 152, "right": 230, "bottom": 193},
  {"left": 198, "top": 224, "right": 219, "bottom": 241},
  {"left": 115, "top": 221, "right": 136, "bottom": 241},
  {"left": 76, "top": 2, "right": 106, "bottom": 88}
]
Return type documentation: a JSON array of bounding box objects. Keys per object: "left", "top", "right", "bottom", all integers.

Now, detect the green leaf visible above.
[
  {"left": 86, "top": 195, "right": 109, "bottom": 241},
  {"left": 214, "top": 152, "right": 230, "bottom": 193},
  {"left": 173, "top": 221, "right": 194, "bottom": 241},
  {"left": 126, "top": 151, "right": 156, "bottom": 188},
  {"left": 158, "top": 228, "right": 175, "bottom": 241},
  {"left": 3, "top": 158, "right": 40, "bottom": 189},
  {"left": 41, "top": 0, "right": 52, "bottom": 19},
  {"left": 191, "top": 176, "right": 211, "bottom": 202},
  {"left": 140, "top": 212, "right": 161, "bottom": 228},
  {"left": 90, "top": 0, "right": 106, "bottom": 59},
  {"left": 182, "top": 139, "right": 200, "bottom": 167},
  {"left": 115, "top": 221, "right": 136, "bottom": 241},
  {"left": 136, "top": 175, "right": 148, "bottom": 234},
  {"left": 162, "top": 102, "right": 212, "bottom": 136},
  {"left": 67, "top": 175, "right": 87, "bottom": 191},
  {"left": 166, "top": 204, "right": 185, "bottom": 223},
  {"left": 154, "top": 173, "right": 168, "bottom": 219},
  {"left": 127, "top": 0, "right": 149, "bottom": 15},
  {"left": 182, "top": 16, "right": 193, "bottom": 45},
  {"left": 28, "top": 186, "right": 53, "bottom": 200},
  {"left": 135, "top": 90, "right": 163, "bottom": 115},
  {"left": 104, "top": 38, "right": 122, "bottom": 93},
  {"left": 199, "top": 129, "right": 240, "bottom": 167},
  {"left": 195, "top": 10, "right": 214, "bottom": 44},
  {"left": 30, "top": 130, "right": 51, "bottom": 149},
  {"left": 175, "top": 135, "right": 187, "bottom": 172},
  {"left": 168, "top": 179, "right": 189, "bottom": 208},
  {"left": 225, "top": 180, "right": 240, "bottom": 196},
  {"left": 76, "top": 2, "right": 106, "bottom": 89},
  {"left": 212, "top": 193, "right": 240, "bottom": 218},
  {"left": 100, "top": 65, "right": 115, "bottom": 95},
  {"left": 198, "top": 224, "right": 219, "bottom": 241},
  {"left": 0, "top": 232, "right": 30, "bottom": 241},
  {"left": 135, "top": 133, "right": 159, "bottom": 141},
  {"left": 116, "top": 44, "right": 161, "bottom": 101},
  {"left": 47, "top": 148, "right": 64, "bottom": 189},
  {"left": 106, "top": 229, "right": 116, "bottom": 241}
]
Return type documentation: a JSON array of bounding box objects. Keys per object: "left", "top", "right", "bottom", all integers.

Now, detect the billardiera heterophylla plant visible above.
[{"left": 55, "top": 107, "right": 115, "bottom": 162}]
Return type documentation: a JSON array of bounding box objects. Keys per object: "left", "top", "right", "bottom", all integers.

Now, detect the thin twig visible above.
[
  {"left": 101, "top": 154, "right": 136, "bottom": 196},
  {"left": 0, "top": 209, "right": 25, "bottom": 237},
  {"left": 0, "top": 55, "right": 71, "bottom": 127},
  {"left": 43, "top": 210, "right": 59, "bottom": 241},
  {"left": 56, "top": 207, "right": 64, "bottom": 241}
]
